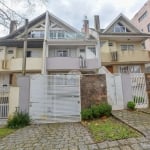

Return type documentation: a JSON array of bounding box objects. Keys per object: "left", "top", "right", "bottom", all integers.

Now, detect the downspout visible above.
[{"left": 42, "top": 11, "right": 49, "bottom": 75}]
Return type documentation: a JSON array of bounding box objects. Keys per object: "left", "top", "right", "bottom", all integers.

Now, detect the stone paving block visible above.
[
  {"left": 68, "top": 146, "right": 78, "bottom": 150},
  {"left": 140, "top": 142, "right": 150, "bottom": 149},
  {"left": 78, "top": 144, "right": 89, "bottom": 150},
  {"left": 108, "top": 141, "right": 119, "bottom": 147},
  {"left": 97, "top": 141, "right": 109, "bottom": 149},
  {"left": 117, "top": 139, "right": 128, "bottom": 145},
  {"left": 127, "top": 138, "right": 138, "bottom": 144},
  {"left": 88, "top": 144, "right": 99, "bottom": 150},
  {"left": 120, "top": 145, "right": 133, "bottom": 150},
  {"left": 131, "top": 143, "right": 143, "bottom": 150},
  {"left": 109, "top": 147, "right": 121, "bottom": 150},
  {"left": 137, "top": 137, "right": 149, "bottom": 143}
]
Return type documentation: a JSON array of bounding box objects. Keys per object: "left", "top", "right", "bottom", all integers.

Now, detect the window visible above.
[
  {"left": 7, "top": 50, "right": 13, "bottom": 54},
  {"left": 119, "top": 65, "right": 141, "bottom": 73},
  {"left": 120, "top": 44, "right": 134, "bottom": 51},
  {"left": 108, "top": 43, "right": 113, "bottom": 46},
  {"left": 114, "top": 22, "right": 130, "bottom": 33},
  {"left": 147, "top": 23, "right": 150, "bottom": 32},
  {"left": 26, "top": 51, "right": 32, "bottom": 57},
  {"left": 58, "top": 31, "right": 65, "bottom": 39},
  {"left": 50, "top": 31, "right": 57, "bottom": 39},
  {"left": 138, "top": 11, "right": 147, "bottom": 22},
  {"left": 56, "top": 49, "right": 69, "bottom": 57},
  {"left": 50, "top": 30, "right": 65, "bottom": 39},
  {"left": 30, "top": 31, "right": 44, "bottom": 38},
  {"left": 88, "top": 47, "right": 96, "bottom": 55}
]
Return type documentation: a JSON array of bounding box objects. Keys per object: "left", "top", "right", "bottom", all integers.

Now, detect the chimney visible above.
[
  {"left": 82, "top": 16, "right": 89, "bottom": 34},
  {"left": 94, "top": 15, "right": 100, "bottom": 31},
  {"left": 9, "top": 20, "right": 17, "bottom": 34}
]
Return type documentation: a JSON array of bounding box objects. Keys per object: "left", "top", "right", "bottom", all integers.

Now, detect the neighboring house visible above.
[
  {"left": 132, "top": 0, "right": 150, "bottom": 50},
  {"left": 90, "top": 13, "right": 150, "bottom": 73},
  {"left": 0, "top": 11, "right": 100, "bottom": 86}
]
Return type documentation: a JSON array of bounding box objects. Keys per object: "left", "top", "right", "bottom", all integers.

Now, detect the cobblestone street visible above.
[{"left": 0, "top": 110, "right": 150, "bottom": 149}]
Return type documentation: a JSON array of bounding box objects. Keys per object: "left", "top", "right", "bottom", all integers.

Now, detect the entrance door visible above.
[{"left": 106, "top": 74, "right": 124, "bottom": 110}]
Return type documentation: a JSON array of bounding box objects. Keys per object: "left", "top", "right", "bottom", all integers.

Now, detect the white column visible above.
[{"left": 42, "top": 11, "right": 49, "bottom": 75}]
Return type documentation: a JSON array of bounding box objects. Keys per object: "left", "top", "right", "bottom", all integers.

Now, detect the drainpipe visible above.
[{"left": 42, "top": 11, "right": 49, "bottom": 75}]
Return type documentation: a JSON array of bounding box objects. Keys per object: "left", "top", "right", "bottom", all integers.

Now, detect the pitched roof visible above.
[
  {"left": 102, "top": 13, "right": 141, "bottom": 33},
  {"left": 0, "top": 11, "right": 79, "bottom": 40}
]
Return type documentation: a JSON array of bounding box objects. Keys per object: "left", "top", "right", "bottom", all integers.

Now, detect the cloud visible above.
[{"left": 0, "top": 0, "right": 148, "bottom": 36}]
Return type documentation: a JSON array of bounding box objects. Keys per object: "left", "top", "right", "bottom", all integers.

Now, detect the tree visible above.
[{"left": 0, "top": 0, "right": 47, "bottom": 36}]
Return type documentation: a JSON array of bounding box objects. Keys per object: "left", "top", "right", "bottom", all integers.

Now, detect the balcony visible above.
[
  {"left": 101, "top": 50, "right": 150, "bottom": 65},
  {"left": 7, "top": 58, "right": 42, "bottom": 71},
  {"left": 46, "top": 57, "right": 99, "bottom": 70}
]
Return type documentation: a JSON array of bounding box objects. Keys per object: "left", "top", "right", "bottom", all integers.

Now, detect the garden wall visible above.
[{"left": 80, "top": 74, "right": 107, "bottom": 109}]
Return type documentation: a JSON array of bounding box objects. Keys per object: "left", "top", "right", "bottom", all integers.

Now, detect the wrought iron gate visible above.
[
  {"left": 130, "top": 73, "right": 148, "bottom": 108},
  {"left": 0, "top": 84, "right": 9, "bottom": 118},
  {"left": 29, "top": 75, "right": 81, "bottom": 123}
]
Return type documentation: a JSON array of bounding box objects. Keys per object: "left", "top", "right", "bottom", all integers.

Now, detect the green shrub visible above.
[
  {"left": 127, "top": 101, "right": 135, "bottom": 110},
  {"left": 98, "top": 103, "right": 112, "bottom": 117},
  {"left": 7, "top": 111, "right": 31, "bottom": 129},
  {"left": 81, "top": 103, "right": 112, "bottom": 120},
  {"left": 91, "top": 105, "right": 100, "bottom": 118},
  {"left": 81, "top": 108, "right": 93, "bottom": 120}
]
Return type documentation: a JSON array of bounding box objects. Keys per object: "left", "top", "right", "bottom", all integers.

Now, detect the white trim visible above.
[{"left": 103, "top": 13, "right": 141, "bottom": 33}]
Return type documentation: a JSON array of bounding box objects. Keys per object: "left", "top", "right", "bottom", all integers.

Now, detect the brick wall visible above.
[{"left": 80, "top": 74, "right": 107, "bottom": 109}]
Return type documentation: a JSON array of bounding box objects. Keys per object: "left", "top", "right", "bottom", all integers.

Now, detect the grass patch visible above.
[
  {"left": 82, "top": 117, "right": 141, "bottom": 142},
  {"left": 0, "top": 127, "right": 16, "bottom": 138}
]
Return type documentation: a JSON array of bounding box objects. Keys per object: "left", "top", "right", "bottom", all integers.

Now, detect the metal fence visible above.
[{"left": 0, "top": 84, "right": 9, "bottom": 118}]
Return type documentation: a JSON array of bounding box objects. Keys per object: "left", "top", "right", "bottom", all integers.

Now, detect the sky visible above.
[{"left": 0, "top": 0, "right": 148, "bottom": 36}]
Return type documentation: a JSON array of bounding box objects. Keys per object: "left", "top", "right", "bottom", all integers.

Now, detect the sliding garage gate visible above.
[{"left": 29, "top": 75, "right": 81, "bottom": 123}]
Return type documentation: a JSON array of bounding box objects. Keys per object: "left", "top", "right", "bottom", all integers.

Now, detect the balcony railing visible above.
[
  {"left": 46, "top": 57, "right": 99, "bottom": 70},
  {"left": 48, "top": 32, "right": 85, "bottom": 40},
  {"left": 28, "top": 31, "right": 85, "bottom": 40},
  {"left": 101, "top": 50, "right": 150, "bottom": 64},
  {"left": 7, "top": 58, "right": 42, "bottom": 71}
]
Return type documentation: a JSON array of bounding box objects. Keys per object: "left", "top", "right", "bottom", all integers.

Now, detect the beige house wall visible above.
[{"left": 9, "top": 86, "right": 20, "bottom": 116}]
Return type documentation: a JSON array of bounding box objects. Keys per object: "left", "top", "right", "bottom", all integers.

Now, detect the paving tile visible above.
[{"left": 97, "top": 141, "right": 109, "bottom": 149}]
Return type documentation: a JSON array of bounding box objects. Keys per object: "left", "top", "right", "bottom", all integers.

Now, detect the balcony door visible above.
[{"left": 79, "top": 49, "right": 85, "bottom": 59}]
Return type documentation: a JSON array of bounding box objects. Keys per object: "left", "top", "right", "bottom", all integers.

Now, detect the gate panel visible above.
[
  {"left": 130, "top": 73, "right": 148, "bottom": 108},
  {"left": 29, "top": 75, "right": 81, "bottom": 123},
  {"left": 0, "top": 74, "right": 9, "bottom": 118},
  {"left": 106, "top": 74, "right": 124, "bottom": 110}
]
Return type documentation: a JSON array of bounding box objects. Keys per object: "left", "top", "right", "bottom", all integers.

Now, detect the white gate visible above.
[
  {"left": 130, "top": 73, "right": 148, "bottom": 108},
  {"left": 29, "top": 75, "right": 81, "bottom": 123},
  {"left": 106, "top": 74, "right": 124, "bottom": 110},
  {"left": 0, "top": 74, "right": 9, "bottom": 118}
]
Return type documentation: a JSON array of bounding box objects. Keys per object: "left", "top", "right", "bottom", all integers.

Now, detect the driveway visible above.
[{"left": 1, "top": 111, "right": 150, "bottom": 149}]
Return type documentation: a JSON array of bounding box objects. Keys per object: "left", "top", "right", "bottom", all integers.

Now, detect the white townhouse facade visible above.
[{"left": 0, "top": 11, "right": 100, "bottom": 86}]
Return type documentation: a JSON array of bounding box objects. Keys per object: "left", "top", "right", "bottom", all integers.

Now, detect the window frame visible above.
[{"left": 120, "top": 44, "right": 134, "bottom": 51}]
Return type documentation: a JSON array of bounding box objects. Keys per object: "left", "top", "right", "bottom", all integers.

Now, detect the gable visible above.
[
  {"left": 1, "top": 11, "right": 79, "bottom": 40},
  {"left": 103, "top": 14, "right": 141, "bottom": 34}
]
